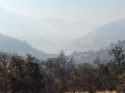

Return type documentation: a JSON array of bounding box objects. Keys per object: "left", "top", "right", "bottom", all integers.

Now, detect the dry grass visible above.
[
  {"left": 97, "top": 91, "right": 117, "bottom": 93},
  {"left": 65, "top": 91, "right": 117, "bottom": 93}
]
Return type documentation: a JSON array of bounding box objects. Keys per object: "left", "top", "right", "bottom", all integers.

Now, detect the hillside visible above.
[
  {"left": 71, "top": 19, "right": 125, "bottom": 52},
  {"left": 0, "top": 34, "right": 56, "bottom": 59},
  {"left": 69, "top": 20, "right": 125, "bottom": 64},
  {"left": 0, "top": 7, "right": 97, "bottom": 53}
]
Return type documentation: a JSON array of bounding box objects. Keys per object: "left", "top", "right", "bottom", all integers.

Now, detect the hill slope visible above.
[
  {"left": 72, "top": 19, "right": 125, "bottom": 52},
  {"left": 0, "top": 7, "right": 97, "bottom": 53},
  {"left": 0, "top": 34, "right": 56, "bottom": 59}
]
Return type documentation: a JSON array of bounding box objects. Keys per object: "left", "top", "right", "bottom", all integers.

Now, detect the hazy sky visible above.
[
  {"left": 0, "top": 0, "right": 125, "bottom": 24},
  {"left": 0, "top": 0, "right": 125, "bottom": 53}
]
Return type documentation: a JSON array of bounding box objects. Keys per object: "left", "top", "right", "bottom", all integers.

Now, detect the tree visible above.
[
  {"left": 107, "top": 42, "right": 125, "bottom": 73},
  {"left": 116, "top": 83, "right": 125, "bottom": 93},
  {"left": 0, "top": 53, "right": 45, "bottom": 93},
  {"left": 55, "top": 51, "right": 74, "bottom": 93},
  {"left": 0, "top": 53, "right": 14, "bottom": 93},
  {"left": 42, "top": 51, "right": 74, "bottom": 93},
  {"left": 73, "top": 63, "right": 97, "bottom": 93}
]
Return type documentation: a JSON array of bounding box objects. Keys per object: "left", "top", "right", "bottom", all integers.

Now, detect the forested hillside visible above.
[
  {"left": 72, "top": 40, "right": 125, "bottom": 64},
  {"left": 0, "top": 41, "right": 125, "bottom": 93}
]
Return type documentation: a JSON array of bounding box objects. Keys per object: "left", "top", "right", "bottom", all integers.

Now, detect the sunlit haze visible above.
[{"left": 0, "top": 0, "right": 125, "bottom": 53}]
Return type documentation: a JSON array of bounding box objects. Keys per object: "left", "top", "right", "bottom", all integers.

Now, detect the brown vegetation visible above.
[{"left": 0, "top": 41, "right": 125, "bottom": 93}]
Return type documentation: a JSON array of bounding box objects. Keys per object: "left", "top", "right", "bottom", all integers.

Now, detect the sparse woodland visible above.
[{"left": 0, "top": 41, "right": 125, "bottom": 93}]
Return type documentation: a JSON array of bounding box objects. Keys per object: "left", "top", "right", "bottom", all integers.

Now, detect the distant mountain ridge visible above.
[
  {"left": 0, "top": 6, "right": 97, "bottom": 53},
  {"left": 71, "top": 19, "right": 125, "bottom": 52},
  {"left": 68, "top": 19, "right": 125, "bottom": 64},
  {"left": 0, "top": 34, "right": 56, "bottom": 60}
]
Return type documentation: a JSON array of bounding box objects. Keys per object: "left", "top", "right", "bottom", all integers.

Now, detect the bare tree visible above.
[{"left": 107, "top": 43, "right": 124, "bottom": 72}]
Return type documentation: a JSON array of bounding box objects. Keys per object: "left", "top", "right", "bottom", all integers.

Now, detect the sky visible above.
[
  {"left": 0, "top": 0, "right": 125, "bottom": 24},
  {"left": 0, "top": 0, "right": 125, "bottom": 53}
]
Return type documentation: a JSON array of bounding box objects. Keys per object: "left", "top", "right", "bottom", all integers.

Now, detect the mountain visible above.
[
  {"left": 71, "top": 40, "right": 125, "bottom": 64},
  {"left": 0, "top": 7, "right": 57, "bottom": 59},
  {"left": 0, "top": 7, "right": 37, "bottom": 38},
  {"left": 71, "top": 19, "right": 125, "bottom": 52},
  {"left": 0, "top": 7, "right": 97, "bottom": 53},
  {"left": 0, "top": 34, "right": 56, "bottom": 60},
  {"left": 68, "top": 19, "right": 125, "bottom": 64}
]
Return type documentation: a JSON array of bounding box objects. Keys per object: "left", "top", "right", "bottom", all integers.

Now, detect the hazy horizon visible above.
[{"left": 0, "top": 0, "right": 125, "bottom": 53}]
